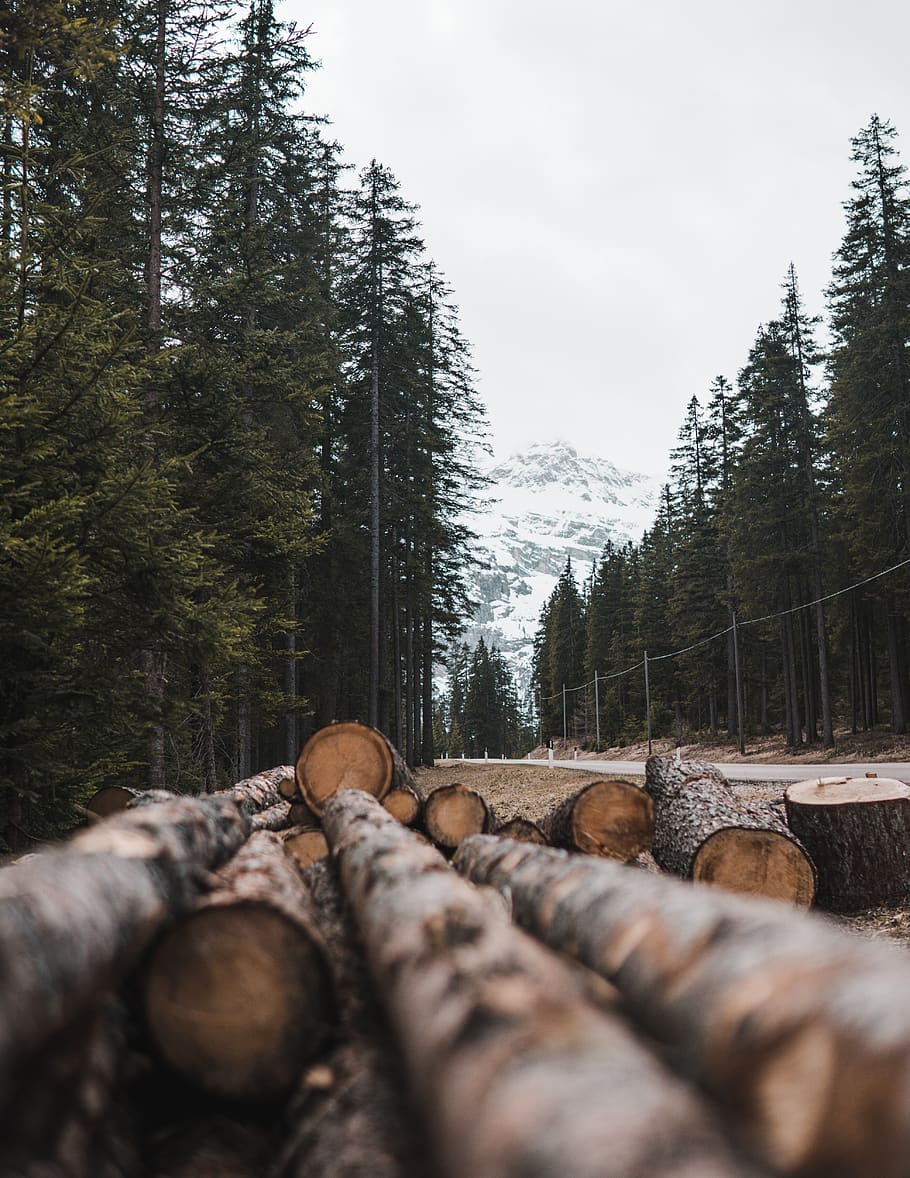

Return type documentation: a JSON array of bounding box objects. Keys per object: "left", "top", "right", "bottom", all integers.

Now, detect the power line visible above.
[{"left": 536, "top": 555, "right": 910, "bottom": 705}]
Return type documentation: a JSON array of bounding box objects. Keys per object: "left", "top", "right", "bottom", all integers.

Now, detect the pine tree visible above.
[{"left": 827, "top": 115, "right": 910, "bottom": 733}]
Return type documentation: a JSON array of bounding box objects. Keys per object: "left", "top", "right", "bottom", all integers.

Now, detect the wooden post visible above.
[
  {"left": 644, "top": 651, "right": 652, "bottom": 755},
  {"left": 732, "top": 610, "right": 745, "bottom": 755}
]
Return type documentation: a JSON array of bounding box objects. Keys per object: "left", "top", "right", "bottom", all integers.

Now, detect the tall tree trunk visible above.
[
  {"left": 237, "top": 662, "right": 252, "bottom": 781},
  {"left": 368, "top": 172, "right": 381, "bottom": 728},
  {"left": 285, "top": 567, "right": 298, "bottom": 764},
  {"left": 886, "top": 596, "right": 908, "bottom": 734}
]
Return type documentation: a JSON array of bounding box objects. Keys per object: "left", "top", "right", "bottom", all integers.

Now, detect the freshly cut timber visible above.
[
  {"left": 542, "top": 779, "right": 653, "bottom": 860},
  {"left": 423, "top": 782, "right": 494, "bottom": 851},
  {"left": 785, "top": 774, "right": 910, "bottom": 911},
  {"left": 251, "top": 802, "right": 293, "bottom": 832},
  {"left": 494, "top": 817, "right": 549, "bottom": 845},
  {"left": 85, "top": 785, "right": 145, "bottom": 818},
  {"left": 0, "top": 794, "right": 247, "bottom": 1108},
  {"left": 278, "top": 773, "right": 302, "bottom": 801},
  {"left": 382, "top": 782, "right": 422, "bottom": 826},
  {"left": 143, "top": 831, "right": 333, "bottom": 1099},
  {"left": 643, "top": 757, "right": 731, "bottom": 802},
  {"left": 272, "top": 859, "right": 428, "bottom": 1178},
  {"left": 282, "top": 826, "right": 330, "bottom": 870},
  {"left": 224, "top": 765, "right": 296, "bottom": 816},
  {"left": 295, "top": 722, "right": 415, "bottom": 816},
  {"left": 321, "top": 791, "right": 760, "bottom": 1178},
  {"left": 645, "top": 756, "right": 815, "bottom": 905},
  {"left": 457, "top": 835, "right": 910, "bottom": 1178}
]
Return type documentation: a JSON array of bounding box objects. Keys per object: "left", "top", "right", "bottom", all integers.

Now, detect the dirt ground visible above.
[{"left": 414, "top": 752, "right": 910, "bottom": 952}]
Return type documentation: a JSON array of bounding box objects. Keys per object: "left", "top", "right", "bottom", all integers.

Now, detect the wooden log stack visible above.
[{"left": 5, "top": 739, "right": 910, "bottom": 1178}]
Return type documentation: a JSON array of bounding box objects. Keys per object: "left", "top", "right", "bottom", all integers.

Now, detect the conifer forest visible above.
[
  {"left": 3, "top": 4, "right": 910, "bottom": 848},
  {"left": 532, "top": 115, "right": 910, "bottom": 754},
  {"left": 0, "top": 2, "right": 487, "bottom": 845}
]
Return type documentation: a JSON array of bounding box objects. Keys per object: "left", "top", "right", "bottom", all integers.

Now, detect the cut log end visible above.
[
  {"left": 295, "top": 722, "right": 395, "bottom": 815},
  {"left": 572, "top": 779, "right": 654, "bottom": 859},
  {"left": 144, "top": 904, "right": 332, "bottom": 1098},
  {"left": 424, "top": 783, "right": 491, "bottom": 849},
  {"left": 283, "top": 827, "right": 329, "bottom": 870},
  {"left": 494, "top": 818, "right": 548, "bottom": 845},
  {"left": 692, "top": 827, "right": 816, "bottom": 906},
  {"left": 84, "top": 785, "right": 145, "bottom": 818},
  {"left": 382, "top": 785, "right": 421, "bottom": 826}
]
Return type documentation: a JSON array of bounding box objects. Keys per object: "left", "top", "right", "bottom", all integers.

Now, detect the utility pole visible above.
[
  {"left": 644, "top": 652, "right": 652, "bottom": 756},
  {"left": 594, "top": 670, "right": 600, "bottom": 751},
  {"left": 732, "top": 610, "right": 745, "bottom": 755}
]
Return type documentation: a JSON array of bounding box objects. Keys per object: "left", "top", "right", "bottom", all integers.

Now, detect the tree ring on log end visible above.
[
  {"left": 692, "top": 827, "right": 816, "bottom": 906},
  {"left": 144, "top": 904, "right": 332, "bottom": 1098},
  {"left": 785, "top": 776, "right": 910, "bottom": 806},
  {"left": 283, "top": 828, "right": 329, "bottom": 869},
  {"left": 571, "top": 780, "right": 654, "bottom": 859},
  {"left": 296, "top": 722, "right": 394, "bottom": 815},
  {"left": 425, "top": 783, "right": 489, "bottom": 849}
]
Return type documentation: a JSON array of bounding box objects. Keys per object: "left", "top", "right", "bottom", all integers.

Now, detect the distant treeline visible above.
[
  {"left": 534, "top": 115, "right": 910, "bottom": 750},
  {"left": 0, "top": 2, "right": 486, "bottom": 845}
]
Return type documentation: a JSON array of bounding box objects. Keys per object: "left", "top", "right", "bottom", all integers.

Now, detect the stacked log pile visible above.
[{"left": 5, "top": 736, "right": 910, "bottom": 1176}]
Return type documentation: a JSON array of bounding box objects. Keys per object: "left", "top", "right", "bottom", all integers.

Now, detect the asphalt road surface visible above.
[{"left": 459, "top": 758, "right": 910, "bottom": 782}]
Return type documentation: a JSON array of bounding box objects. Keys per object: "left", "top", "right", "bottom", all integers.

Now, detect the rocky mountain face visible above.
[{"left": 460, "top": 441, "right": 660, "bottom": 698}]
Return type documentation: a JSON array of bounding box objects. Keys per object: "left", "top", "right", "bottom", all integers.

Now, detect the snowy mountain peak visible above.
[{"left": 461, "top": 441, "right": 660, "bottom": 697}]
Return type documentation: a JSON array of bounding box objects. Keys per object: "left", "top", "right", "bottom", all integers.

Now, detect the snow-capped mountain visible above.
[{"left": 460, "top": 440, "right": 661, "bottom": 698}]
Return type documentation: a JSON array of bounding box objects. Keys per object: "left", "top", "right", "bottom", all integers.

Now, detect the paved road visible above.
[{"left": 456, "top": 758, "right": 910, "bottom": 782}]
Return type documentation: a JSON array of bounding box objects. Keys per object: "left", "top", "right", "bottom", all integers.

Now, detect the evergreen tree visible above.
[{"left": 827, "top": 114, "right": 910, "bottom": 732}]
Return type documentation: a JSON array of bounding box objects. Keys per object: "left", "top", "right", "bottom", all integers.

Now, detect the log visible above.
[
  {"left": 296, "top": 722, "right": 415, "bottom": 816},
  {"left": 645, "top": 755, "right": 816, "bottom": 904},
  {"left": 456, "top": 835, "right": 910, "bottom": 1178},
  {"left": 0, "top": 997, "right": 140, "bottom": 1178},
  {"left": 0, "top": 794, "right": 248, "bottom": 1107},
  {"left": 251, "top": 801, "right": 293, "bottom": 832},
  {"left": 494, "top": 817, "right": 549, "bottom": 845},
  {"left": 85, "top": 785, "right": 146, "bottom": 818},
  {"left": 278, "top": 773, "right": 302, "bottom": 801},
  {"left": 282, "top": 825, "right": 330, "bottom": 870},
  {"left": 785, "top": 774, "right": 910, "bottom": 911},
  {"left": 382, "top": 782, "right": 422, "bottom": 826},
  {"left": 542, "top": 779, "right": 653, "bottom": 860},
  {"left": 272, "top": 859, "right": 429, "bottom": 1178},
  {"left": 423, "top": 782, "right": 494, "bottom": 851},
  {"left": 143, "top": 831, "right": 334, "bottom": 1098},
  {"left": 223, "top": 764, "right": 296, "bottom": 816},
  {"left": 321, "top": 791, "right": 760, "bottom": 1178}
]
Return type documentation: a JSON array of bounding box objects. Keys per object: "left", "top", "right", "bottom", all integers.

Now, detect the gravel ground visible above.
[{"left": 415, "top": 760, "right": 910, "bottom": 951}]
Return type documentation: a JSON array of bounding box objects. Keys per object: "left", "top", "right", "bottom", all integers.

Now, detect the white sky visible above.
[{"left": 281, "top": 0, "right": 910, "bottom": 476}]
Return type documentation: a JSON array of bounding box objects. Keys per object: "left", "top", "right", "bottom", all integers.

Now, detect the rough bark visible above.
[
  {"left": 273, "top": 859, "right": 429, "bottom": 1178},
  {"left": 0, "top": 997, "right": 140, "bottom": 1178},
  {"left": 251, "top": 802, "right": 293, "bottom": 832},
  {"left": 221, "top": 765, "right": 296, "bottom": 817},
  {"left": 785, "top": 775, "right": 910, "bottom": 911},
  {"left": 645, "top": 756, "right": 815, "bottom": 905},
  {"left": 457, "top": 835, "right": 910, "bottom": 1178},
  {"left": 0, "top": 794, "right": 248, "bottom": 1106},
  {"left": 143, "top": 831, "right": 334, "bottom": 1098},
  {"left": 146, "top": 1115, "right": 275, "bottom": 1178},
  {"left": 321, "top": 791, "right": 759, "bottom": 1178},
  {"left": 296, "top": 723, "right": 415, "bottom": 816},
  {"left": 542, "top": 779, "right": 653, "bottom": 860},
  {"left": 494, "top": 817, "right": 549, "bottom": 845},
  {"left": 423, "top": 782, "right": 494, "bottom": 851},
  {"left": 382, "top": 782, "right": 422, "bottom": 826}
]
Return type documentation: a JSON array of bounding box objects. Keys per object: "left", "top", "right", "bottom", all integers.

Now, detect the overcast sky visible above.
[{"left": 281, "top": 0, "right": 910, "bottom": 477}]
